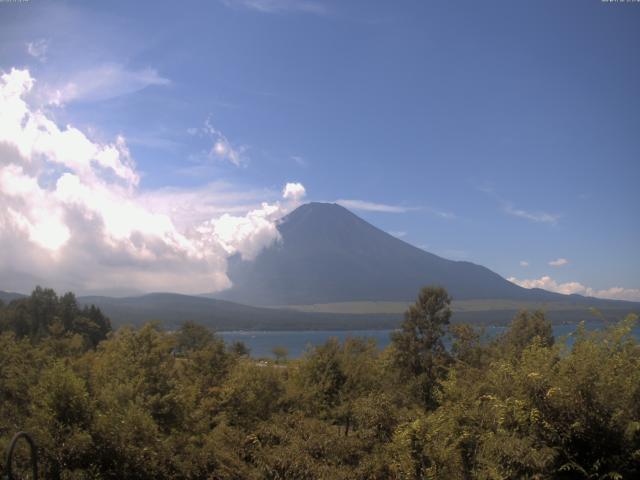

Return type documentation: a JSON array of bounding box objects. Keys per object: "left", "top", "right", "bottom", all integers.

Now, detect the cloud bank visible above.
[
  {"left": 508, "top": 275, "right": 640, "bottom": 302},
  {"left": 0, "top": 68, "right": 301, "bottom": 295}
]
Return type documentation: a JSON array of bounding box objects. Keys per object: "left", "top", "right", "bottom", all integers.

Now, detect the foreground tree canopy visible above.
[{"left": 1, "top": 286, "right": 639, "bottom": 479}]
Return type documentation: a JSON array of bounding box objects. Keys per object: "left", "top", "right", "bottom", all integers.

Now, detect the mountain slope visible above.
[{"left": 217, "top": 202, "right": 568, "bottom": 305}]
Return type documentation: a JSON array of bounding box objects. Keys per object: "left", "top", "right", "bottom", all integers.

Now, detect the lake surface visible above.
[{"left": 220, "top": 321, "right": 640, "bottom": 359}]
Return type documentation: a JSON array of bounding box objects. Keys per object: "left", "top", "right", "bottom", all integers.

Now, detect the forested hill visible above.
[{"left": 1, "top": 285, "right": 638, "bottom": 479}]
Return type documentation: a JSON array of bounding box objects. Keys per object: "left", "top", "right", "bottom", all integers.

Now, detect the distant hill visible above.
[
  {"left": 76, "top": 292, "right": 638, "bottom": 331},
  {"left": 215, "top": 202, "right": 605, "bottom": 306},
  {"left": 77, "top": 293, "right": 400, "bottom": 331},
  {"left": 2, "top": 289, "right": 636, "bottom": 332},
  {"left": 0, "top": 290, "right": 26, "bottom": 304}
]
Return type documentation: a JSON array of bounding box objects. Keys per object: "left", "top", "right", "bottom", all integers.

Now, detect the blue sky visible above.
[{"left": 0, "top": 0, "right": 638, "bottom": 299}]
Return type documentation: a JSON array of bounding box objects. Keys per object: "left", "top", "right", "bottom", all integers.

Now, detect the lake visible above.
[{"left": 220, "top": 321, "right": 640, "bottom": 359}]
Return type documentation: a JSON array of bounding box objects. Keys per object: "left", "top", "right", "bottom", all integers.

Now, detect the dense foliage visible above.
[{"left": 1, "top": 286, "right": 639, "bottom": 479}]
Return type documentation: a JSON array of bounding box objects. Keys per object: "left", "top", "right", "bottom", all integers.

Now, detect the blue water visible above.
[{"left": 220, "top": 322, "right": 640, "bottom": 359}]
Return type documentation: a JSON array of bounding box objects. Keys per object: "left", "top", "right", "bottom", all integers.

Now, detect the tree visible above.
[
  {"left": 176, "top": 320, "right": 215, "bottom": 353},
  {"left": 228, "top": 340, "right": 250, "bottom": 357},
  {"left": 391, "top": 286, "right": 451, "bottom": 409},
  {"left": 57, "top": 292, "right": 78, "bottom": 331},
  {"left": 449, "top": 323, "right": 485, "bottom": 367},
  {"left": 0, "top": 288, "right": 110, "bottom": 347},
  {"left": 498, "top": 309, "right": 554, "bottom": 356},
  {"left": 272, "top": 345, "right": 288, "bottom": 363},
  {"left": 220, "top": 360, "right": 285, "bottom": 430},
  {"left": 28, "top": 362, "right": 93, "bottom": 480}
]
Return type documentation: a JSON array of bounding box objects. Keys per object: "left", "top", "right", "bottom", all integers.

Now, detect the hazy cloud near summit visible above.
[
  {"left": 0, "top": 68, "right": 301, "bottom": 295},
  {"left": 335, "top": 199, "right": 414, "bottom": 213}
]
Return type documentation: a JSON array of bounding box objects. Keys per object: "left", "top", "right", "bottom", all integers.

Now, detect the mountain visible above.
[
  {"left": 2, "top": 203, "right": 637, "bottom": 331},
  {"left": 217, "top": 202, "right": 572, "bottom": 306}
]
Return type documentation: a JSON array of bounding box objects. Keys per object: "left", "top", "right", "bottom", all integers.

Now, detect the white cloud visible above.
[
  {"left": 508, "top": 275, "right": 640, "bottom": 302},
  {"left": 41, "top": 63, "right": 170, "bottom": 105},
  {"left": 591, "top": 287, "right": 640, "bottom": 302},
  {"left": 197, "top": 203, "right": 282, "bottom": 261},
  {"left": 336, "top": 199, "right": 453, "bottom": 218},
  {"left": 477, "top": 186, "right": 560, "bottom": 225},
  {"left": 520, "top": 260, "right": 529, "bottom": 267},
  {"left": 504, "top": 204, "right": 560, "bottom": 224},
  {"left": 507, "top": 275, "right": 585, "bottom": 295},
  {"left": 221, "top": 0, "right": 327, "bottom": 14},
  {"left": 26, "top": 39, "right": 49, "bottom": 62},
  {"left": 549, "top": 258, "right": 568, "bottom": 267},
  {"left": 428, "top": 208, "right": 456, "bottom": 219},
  {"left": 0, "top": 67, "right": 303, "bottom": 295},
  {"left": 291, "top": 155, "right": 307, "bottom": 167},
  {"left": 336, "top": 199, "right": 414, "bottom": 213},
  {"left": 282, "top": 182, "right": 306, "bottom": 202},
  {"left": 389, "top": 231, "right": 407, "bottom": 238},
  {"left": 138, "top": 182, "right": 276, "bottom": 230},
  {"left": 201, "top": 118, "right": 247, "bottom": 167}
]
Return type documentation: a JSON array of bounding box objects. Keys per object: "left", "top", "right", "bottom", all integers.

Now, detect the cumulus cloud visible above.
[
  {"left": 507, "top": 275, "right": 585, "bottom": 295},
  {"left": 197, "top": 203, "right": 282, "bottom": 261},
  {"left": 519, "top": 260, "right": 529, "bottom": 267},
  {"left": 0, "top": 68, "right": 302, "bottom": 295},
  {"left": 282, "top": 182, "right": 306, "bottom": 202},
  {"left": 508, "top": 275, "right": 640, "bottom": 302},
  {"left": 549, "top": 258, "right": 568, "bottom": 267},
  {"left": 138, "top": 182, "right": 277, "bottom": 231}
]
